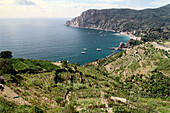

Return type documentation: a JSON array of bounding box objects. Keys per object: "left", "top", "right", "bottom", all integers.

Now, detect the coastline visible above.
[
  {"left": 64, "top": 24, "right": 118, "bottom": 33},
  {"left": 114, "top": 32, "right": 141, "bottom": 40},
  {"left": 65, "top": 24, "right": 141, "bottom": 40}
]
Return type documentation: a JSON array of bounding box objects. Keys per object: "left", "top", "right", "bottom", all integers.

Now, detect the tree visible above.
[
  {"left": 62, "top": 60, "right": 67, "bottom": 67},
  {"left": 0, "top": 59, "right": 14, "bottom": 75},
  {"left": 0, "top": 51, "right": 13, "bottom": 58}
]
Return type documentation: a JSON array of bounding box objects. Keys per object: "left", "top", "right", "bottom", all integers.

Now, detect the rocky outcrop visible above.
[
  {"left": 119, "top": 42, "right": 125, "bottom": 48},
  {"left": 65, "top": 4, "right": 170, "bottom": 32},
  {"left": 65, "top": 9, "right": 118, "bottom": 31}
]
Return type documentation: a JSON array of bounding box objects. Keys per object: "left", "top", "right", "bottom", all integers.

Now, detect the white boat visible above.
[
  {"left": 81, "top": 52, "right": 86, "bottom": 54},
  {"left": 96, "top": 48, "right": 102, "bottom": 51},
  {"left": 83, "top": 48, "right": 87, "bottom": 50}
]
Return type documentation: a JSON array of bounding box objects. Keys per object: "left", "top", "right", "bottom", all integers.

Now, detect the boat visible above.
[
  {"left": 83, "top": 48, "right": 87, "bottom": 50},
  {"left": 81, "top": 52, "right": 86, "bottom": 54},
  {"left": 96, "top": 48, "right": 102, "bottom": 51}
]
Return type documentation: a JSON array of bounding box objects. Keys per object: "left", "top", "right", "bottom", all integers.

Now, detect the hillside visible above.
[
  {"left": 0, "top": 41, "right": 170, "bottom": 113},
  {"left": 65, "top": 4, "right": 170, "bottom": 32},
  {"left": 86, "top": 42, "right": 170, "bottom": 76}
]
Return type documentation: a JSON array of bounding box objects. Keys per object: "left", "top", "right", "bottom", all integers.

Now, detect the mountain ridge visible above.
[{"left": 65, "top": 4, "right": 170, "bottom": 32}]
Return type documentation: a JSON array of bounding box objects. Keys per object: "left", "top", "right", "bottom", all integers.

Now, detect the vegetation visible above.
[
  {"left": 0, "top": 97, "right": 43, "bottom": 113},
  {"left": 66, "top": 4, "right": 170, "bottom": 33},
  {"left": 0, "top": 51, "right": 13, "bottom": 58},
  {"left": 10, "top": 58, "right": 60, "bottom": 72},
  {"left": 0, "top": 59, "right": 14, "bottom": 75},
  {"left": 0, "top": 4, "right": 169, "bottom": 112},
  {"left": 0, "top": 41, "right": 169, "bottom": 113},
  {"left": 139, "top": 27, "right": 170, "bottom": 41}
]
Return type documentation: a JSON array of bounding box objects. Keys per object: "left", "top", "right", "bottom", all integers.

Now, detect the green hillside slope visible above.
[
  {"left": 66, "top": 4, "right": 170, "bottom": 32},
  {"left": 0, "top": 42, "right": 169, "bottom": 112}
]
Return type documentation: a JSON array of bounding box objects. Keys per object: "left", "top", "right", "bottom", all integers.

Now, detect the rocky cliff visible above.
[{"left": 65, "top": 4, "right": 170, "bottom": 32}]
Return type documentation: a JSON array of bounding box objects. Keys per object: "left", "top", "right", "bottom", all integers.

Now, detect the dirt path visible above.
[
  {"left": 51, "top": 62, "right": 62, "bottom": 67},
  {"left": 151, "top": 42, "right": 170, "bottom": 51},
  {"left": 110, "top": 96, "right": 128, "bottom": 104},
  {"left": 0, "top": 85, "right": 31, "bottom": 105},
  {"left": 100, "top": 91, "right": 112, "bottom": 113},
  {"left": 139, "top": 61, "right": 143, "bottom": 68},
  {"left": 65, "top": 90, "right": 71, "bottom": 104}
]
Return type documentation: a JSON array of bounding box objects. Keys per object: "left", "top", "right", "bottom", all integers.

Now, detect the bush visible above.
[
  {"left": 0, "top": 51, "right": 13, "bottom": 58},
  {"left": 108, "top": 103, "right": 113, "bottom": 107},
  {"left": 61, "top": 103, "right": 76, "bottom": 113},
  {"left": 31, "top": 105, "right": 43, "bottom": 113},
  {"left": 0, "top": 59, "right": 15, "bottom": 75},
  {"left": 55, "top": 97, "right": 64, "bottom": 103},
  {"left": 0, "top": 97, "right": 32, "bottom": 113},
  {"left": 55, "top": 97, "right": 66, "bottom": 107},
  {"left": 62, "top": 60, "right": 68, "bottom": 67}
]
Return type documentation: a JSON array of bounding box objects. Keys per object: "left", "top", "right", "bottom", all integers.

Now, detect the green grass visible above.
[
  {"left": 0, "top": 97, "right": 40, "bottom": 113},
  {"left": 11, "top": 58, "right": 60, "bottom": 71},
  {"left": 155, "top": 58, "right": 170, "bottom": 74}
]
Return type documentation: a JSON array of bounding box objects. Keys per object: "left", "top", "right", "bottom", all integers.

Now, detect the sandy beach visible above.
[{"left": 114, "top": 32, "right": 141, "bottom": 40}]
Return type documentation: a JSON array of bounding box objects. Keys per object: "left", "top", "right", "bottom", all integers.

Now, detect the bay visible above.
[{"left": 0, "top": 18, "right": 130, "bottom": 65}]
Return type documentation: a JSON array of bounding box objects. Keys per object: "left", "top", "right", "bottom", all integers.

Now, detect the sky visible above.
[{"left": 0, "top": 0, "right": 169, "bottom": 18}]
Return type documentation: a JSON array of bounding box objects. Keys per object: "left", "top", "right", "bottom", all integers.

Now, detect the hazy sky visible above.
[{"left": 0, "top": 0, "right": 169, "bottom": 18}]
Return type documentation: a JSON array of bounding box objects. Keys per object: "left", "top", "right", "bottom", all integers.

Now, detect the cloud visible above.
[
  {"left": 15, "top": 0, "right": 36, "bottom": 5},
  {"left": 0, "top": 0, "right": 168, "bottom": 18},
  {"left": 94, "top": 0, "right": 124, "bottom": 3},
  {"left": 0, "top": 0, "right": 125, "bottom": 18},
  {"left": 150, "top": 0, "right": 170, "bottom": 6},
  {"left": 0, "top": 0, "right": 15, "bottom": 6}
]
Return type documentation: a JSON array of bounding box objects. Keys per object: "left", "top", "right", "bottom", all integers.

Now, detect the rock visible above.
[{"left": 119, "top": 42, "right": 125, "bottom": 48}]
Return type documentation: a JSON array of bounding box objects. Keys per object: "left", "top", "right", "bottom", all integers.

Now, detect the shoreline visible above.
[
  {"left": 65, "top": 25, "right": 141, "bottom": 40},
  {"left": 113, "top": 32, "right": 141, "bottom": 40},
  {"left": 65, "top": 24, "right": 119, "bottom": 33}
]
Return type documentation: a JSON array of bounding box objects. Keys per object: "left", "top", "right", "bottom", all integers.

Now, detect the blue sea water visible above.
[{"left": 0, "top": 18, "right": 130, "bottom": 65}]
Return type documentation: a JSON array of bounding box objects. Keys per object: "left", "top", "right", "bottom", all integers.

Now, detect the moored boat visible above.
[
  {"left": 83, "top": 48, "right": 87, "bottom": 50},
  {"left": 81, "top": 52, "right": 86, "bottom": 54},
  {"left": 96, "top": 48, "right": 102, "bottom": 51}
]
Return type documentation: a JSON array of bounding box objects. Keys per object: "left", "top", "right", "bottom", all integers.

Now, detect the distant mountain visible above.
[{"left": 65, "top": 4, "right": 170, "bottom": 32}]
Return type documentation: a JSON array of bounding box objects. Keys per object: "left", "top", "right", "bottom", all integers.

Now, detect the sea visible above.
[{"left": 0, "top": 18, "right": 130, "bottom": 65}]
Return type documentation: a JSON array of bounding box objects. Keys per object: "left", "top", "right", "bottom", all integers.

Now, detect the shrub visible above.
[
  {"left": 62, "top": 60, "right": 68, "bottom": 67},
  {"left": 55, "top": 97, "right": 64, "bottom": 103},
  {"left": 31, "top": 105, "right": 43, "bottom": 113},
  {"left": 0, "top": 59, "right": 15, "bottom": 75},
  {"left": 61, "top": 103, "right": 76, "bottom": 113},
  {"left": 0, "top": 51, "right": 13, "bottom": 58},
  {"left": 0, "top": 97, "right": 32, "bottom": 113},
  {"left": 108, "top": 103, "right": 113, "bottom": 107}
]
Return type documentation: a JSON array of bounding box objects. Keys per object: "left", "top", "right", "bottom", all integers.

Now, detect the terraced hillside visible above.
[
  {"left": 87, "top": 42, "right": 170, "bottom": 77},
  {"left": 0, "top": 42, "right": 170, "bottom": 113}
]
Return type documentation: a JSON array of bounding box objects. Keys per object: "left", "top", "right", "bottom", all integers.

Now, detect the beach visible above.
[{"left": 114, "top": 32, "right": 141, "bottom": 40}]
